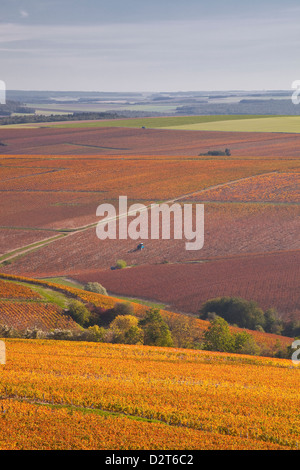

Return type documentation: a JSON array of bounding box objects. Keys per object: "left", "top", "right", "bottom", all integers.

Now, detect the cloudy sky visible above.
[{"left": 0, "top": 0, "right": 300, "bottom": 91}]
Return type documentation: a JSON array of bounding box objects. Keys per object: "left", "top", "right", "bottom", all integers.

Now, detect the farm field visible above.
[
  {"left": 2, "top": 202, "right": 299, "bottom": 279},
  {"left": 185, "top": 171, "right": 300, "bottom": 203},
  {"left": 182, "top": 171, "right": 300, "bottom": 203},
  {"left": 0, "top": 338, "right": 299, "bottom": 450},
  {"left": 0, "top": 301, "right": 78, "bottom": 331},
  {"left": 40, "top": 114, "right": 275, "bottom": 129},
  {"left": 0, "top": 114, "right": 275, "bottom": 130},
  {"left": 74, "top": 250, "right": 300, "bottom": 322},
  {"left": 1, "top": 125, "right": 300, "bottom": 157},
  {"left": 162, "top": 116, "right": 300, "bottom": 133},
  {"left": 0, "top": 146, "right": 299, "bottom": 323},
  {"left": 0, "top": 109, "right": 299, "bottom": 452},
  {"left": 0, "top": 229, "right": 61, "bottom": 256},
  {"left": 0, "top": 276, "right": 79, "bottom": 331},
  {"left": 1, "top": 156, "right": 298, "bottom": 197},
  {"left": 0, "top": 272, "right": 290, "bottom": 353}
]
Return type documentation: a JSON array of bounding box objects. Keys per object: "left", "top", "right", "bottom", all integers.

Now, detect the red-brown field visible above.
[
  {"left": 0, "top": 190, "right": 107, "bottom": 230},
  {"left": 1, "top": 156, "right": 297, "bottom": 197},
  {"left": 0, "top": 126, "right": 299, "bottom": 327},
  {"left": 1, "top": 203, "right": 299, "bottom": 280},
  {"left": 184, "top": 171, "right": 300, "bottom": 203},
  {"left": 1, "top": 154, "right": 298, "bottom": 235},
  {"left": 73, "top": 250, "right": 300, "bottom": 321},
  {"left": 1, "top": 126, "right": 300, "bottom": 157},
  {"left": 0, "top": 301, "right": 78, "bottom": 331},
  {"left": 0, "top": 229, "right": 60, "bottom": 255}
]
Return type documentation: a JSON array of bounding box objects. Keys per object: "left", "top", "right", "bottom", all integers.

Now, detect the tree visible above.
[
  {"left": 199, "top": 297, "right": 266, "bottom": 331},
  {"left": 139, "top": 308, "right": 173, "bottom": 347},
  {"left": 84, "top": 282, "right": 107, "bottom": 296},
  {"left": 202, "top": 317, "right": 235, "bottom": 352},
  {"left": 110, "top": 315, "right": 143, "bottom": 345},
  {"left": 234, "top": 331, "right": 260, "bottom": 355},
  {"left": 67, "top": 300, "right": 91, "bottom": 327},
  {"left": 113, "top": 302, "right": 134, "bottom": 317},
  {"left": 169, "top": 316, "right": 201, "bottom": 349},
  {"left": 87, "top": 325, "right": 107, "bottom": 342},
  {"left": 264, "top": 308, "right": 283, "bottom": 335}
]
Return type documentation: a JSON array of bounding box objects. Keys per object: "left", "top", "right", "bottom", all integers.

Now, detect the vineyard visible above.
[
  {"left": 0, "top": 120, "right": 299, "bottom": 451},
  {"left": 0, "top": 279, "right": 41, "bottom": 300},
  {"left": 88, "top": 250, "right": 300, "bottom": 322},
  {"left": 0, "top": 272, "right": 293, "bottom": 353},
  {"left": 1, "top": 126, "right": 300, "bottom": 157},
  {"left": 1, "top": 156, "right": 298, "bottom": 198},
  {"left": 0, "top": 301, "right": 78, "bottom": 331},
  {"left": 0, "top": 338, "right": 299, "bottom": 450},
  {"left": 185, "top": 171, "right": 300, "bottom": 203}
]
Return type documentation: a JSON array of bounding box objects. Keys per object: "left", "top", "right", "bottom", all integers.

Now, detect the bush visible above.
[
  {"left": 139, "top": 308, "right": 173, "bottom": 347},
  {"left": 109, "top": 315, "right": 143, "bottom": 345},
  {"left": 199, "top": 297, "right": 266, "bottom": 331},
  {"left": 202, "top": 317, "right": 260, "bottom": 355},
  {"left": 84, "top": 282, "right": 107, "bottom": 296},
  {"left": 198, "top": 149, "right": 231, "bottom": 156},
  {"left": 167, "top": 315, "right": 201, "bottom": 349},
  {"left": 67, "top": 300, "right": 91, "bottom": 327},
  {"left": 202, "top": 317, "right": 235, "bottom": 352},
  {"left": 113, "top": 302, "right": 134, "bottom": 316},
  {"left": 234, "top": 331, "right": 261, "bottom": 355},
  {"left": 86, "top": 325, "right": 107, "bottom": 342},
  {"left": 264, "top": 308, "right": 283, "bottom": 335},
  {"left": 115, "top": 259, "right": 127, "bottom": 269}
]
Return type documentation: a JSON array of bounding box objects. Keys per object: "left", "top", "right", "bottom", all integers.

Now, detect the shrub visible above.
[
  {"left": 67, "top": 300, "right": 91, "bottom": 327},
  {"left": 202, "top": 317, "right": 235, "bottom": 352},
  {"left": 234, "top": 331, "right": 261, "bottom": 355},
  {"left": 110, "top": 315, "right": 143, "bottom": 345},
  {"left": 84, "top": 282, "right": 107, "bottom": 295},
  {"left": 168, "top": 315, "right": 201, "bottom": 349},
  {"left": 115, "top": 259, "right": 127, "bottom": 269},
  {"left": 87, "top": 325, "right": 107, "bottom": 342},
  {"left": 139, "top": 308, "right": 173, "bottom": 347},
  {"left": 199, "top": 297, "right": 266, "bottom": 331},
  {"left": 202, "top": 317, "right": 260, "bottom": 355},
  {"left": 113, "top": 302, "right": 134, "bottom": 316}
]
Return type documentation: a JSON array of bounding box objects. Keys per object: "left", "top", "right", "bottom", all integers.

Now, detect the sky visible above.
[{"left": 0, "top": 0, "right": 300, "bottom": 92}]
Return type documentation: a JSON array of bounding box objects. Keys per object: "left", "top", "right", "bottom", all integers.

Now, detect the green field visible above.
[
  {"left": 5, "top": 114, "right": 300, "bottom": 133},
  {"left": 52, "top": 114, "right": 274, "bottom": 129},
  {"left": 162, "top": 116, "right": 300, "bottom": 133}
]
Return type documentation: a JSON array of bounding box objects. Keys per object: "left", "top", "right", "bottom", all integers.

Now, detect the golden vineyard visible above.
[{"left": 0, "top": 338, "right": 299, "bottom": 450}]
